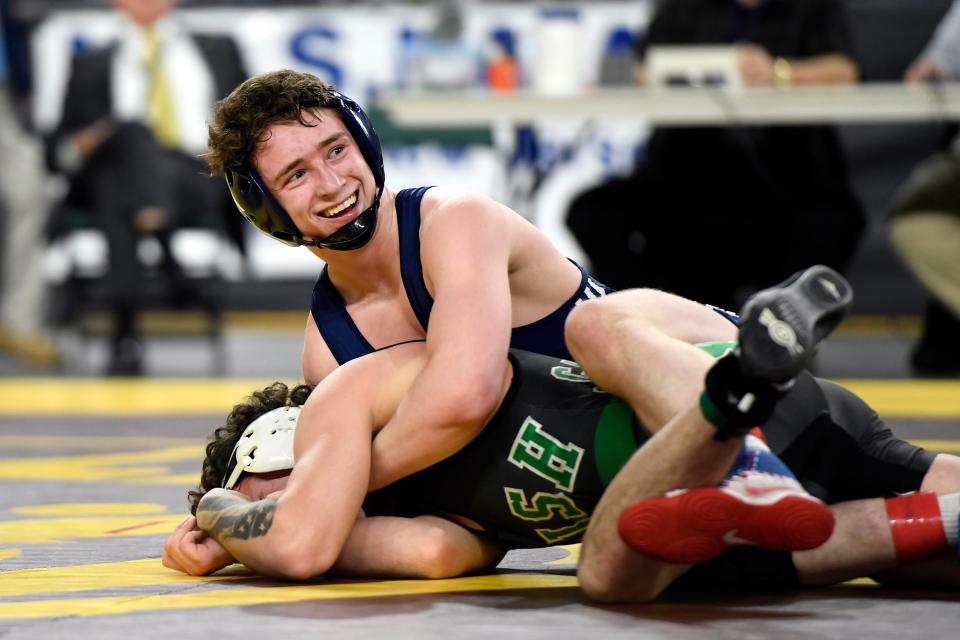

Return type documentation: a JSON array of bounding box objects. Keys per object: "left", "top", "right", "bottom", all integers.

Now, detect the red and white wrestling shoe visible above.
[{"left": 617, "top": 471, "right": 835, "bottom": 564}]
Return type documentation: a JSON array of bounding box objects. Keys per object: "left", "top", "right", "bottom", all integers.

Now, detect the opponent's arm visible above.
[
  {"left": 191, "top": 495, "right": 502, "bottom": 580},
  {"left": 330, "top": 515, "right": 504, "bottom": 579},
  {"left": 368, "top": 193, "right": 514, "bottom": 490},
  {"left": 162, "top": 515, "right": 234, "bottom": 576},
  {"left": 195, "top": 490, "right": 284, "bottom": 576},
  {"left": 197, "top": 362, "right": 381, "bottom": 579},
  {"left": 171, "top": 502, "right": 503, "bottom": 580}
]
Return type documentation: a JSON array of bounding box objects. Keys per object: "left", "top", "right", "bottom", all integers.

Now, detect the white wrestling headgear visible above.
[{"left": 222, "top": 405, "right": 301, "bottom": 490}]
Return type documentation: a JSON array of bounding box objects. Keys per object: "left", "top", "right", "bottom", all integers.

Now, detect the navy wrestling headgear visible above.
[{"left": 224, "top": 90, "right": 385, "bottom": 251}]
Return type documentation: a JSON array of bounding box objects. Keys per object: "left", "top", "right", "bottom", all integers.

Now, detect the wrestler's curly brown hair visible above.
[
  {"left": 206, "top": 69, "right": 339, "bottom": 176},
  {"left": 187, "top": 381, "right": 314, "bottom": 515}
]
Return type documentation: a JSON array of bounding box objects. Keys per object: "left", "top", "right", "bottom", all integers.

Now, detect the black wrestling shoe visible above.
[{"left": 736, "top": 265, "right": 852, "bottom": 383}]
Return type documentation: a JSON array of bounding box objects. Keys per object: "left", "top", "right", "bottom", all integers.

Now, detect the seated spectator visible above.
[
  {"left": 45, "top": 0, "right": 247, "bottom": 375},
  {"left": 566, "top": 0, "right": 866, "bottom": 311},
  {"left": 889, "top": 0, "right": 960, "bottom": 375},
  {"left": 0, "top": 10, "right": 58, "bottom": 367}
]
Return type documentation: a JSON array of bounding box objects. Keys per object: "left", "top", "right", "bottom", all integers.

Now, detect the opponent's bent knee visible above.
[
  {"left": 564, "top": 298, "right": 607, "bottom": 353},
  {"left": 565, "top": 291, "right": 655, "bottom": 354},
  {"left": 576, "top": 554, "right": 668, "bottom": 604}
]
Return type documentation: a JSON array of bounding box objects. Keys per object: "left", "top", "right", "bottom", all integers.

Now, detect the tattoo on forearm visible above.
[{"left": 199, "top": 496, "right": 277, "bottom": 541}]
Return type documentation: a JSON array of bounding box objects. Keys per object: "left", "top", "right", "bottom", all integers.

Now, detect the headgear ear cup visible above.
[
  {"left": 226, "top": 88, "right": 385, "bottom": 250},
  {"left": 222, "top": 406, "right": 302, "bottom": 489},
  {"left": 331, "top": 90, "right": 385, "bottom": 189}
]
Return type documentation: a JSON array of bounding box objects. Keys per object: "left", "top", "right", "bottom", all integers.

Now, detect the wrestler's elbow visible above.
[
  {"left": 435, "top": 371, "right": 503, "bottom": 427},
  {"left": 266, "top": 528, "right": 340, "bottom": 581},
  {"left": 268, "top": 542, "right": 337, "bottom": 581}
]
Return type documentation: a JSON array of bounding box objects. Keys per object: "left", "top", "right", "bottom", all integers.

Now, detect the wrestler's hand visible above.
[{"left": 162, "top": 515, "right": 234, "bottom": 576}]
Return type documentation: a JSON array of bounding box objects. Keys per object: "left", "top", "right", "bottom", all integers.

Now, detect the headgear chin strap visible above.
[
  {"left": 312, "top": 187, "right": 382, "bottom": 250},
  {"left": 225, "top": 89, "right": 385, "bottom": 251},
  {"left": 222, "top": 406, "right": 301, "bottom": 490}
]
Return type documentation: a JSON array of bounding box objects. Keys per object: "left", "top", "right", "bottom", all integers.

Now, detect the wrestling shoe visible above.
[
  {"left": 737, "top": 265, "right": 853, "bottom": 383},
  {"left": 618, "top": 471, "right": 835, "bottom": 564}
]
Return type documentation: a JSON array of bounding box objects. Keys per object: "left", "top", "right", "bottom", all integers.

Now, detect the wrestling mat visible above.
[{"left": 0, "top": 378, "right": 958, "bottom": 639}]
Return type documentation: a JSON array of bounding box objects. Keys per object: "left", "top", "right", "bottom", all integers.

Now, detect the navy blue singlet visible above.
[{"left": 310, "top": 186, "right": 614, "bottom": 366}]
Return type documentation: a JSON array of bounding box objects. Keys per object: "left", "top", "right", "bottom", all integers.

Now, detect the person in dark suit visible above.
[
  {"left": 46, "top": 0, "right": 247, "bottom": 375},
  {"left": 566, "top": 0, "right": 866, "bottom": 312}
]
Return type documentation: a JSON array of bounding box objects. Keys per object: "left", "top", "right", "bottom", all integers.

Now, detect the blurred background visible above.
[{"left": 0, "top": 0, "right": 957, "bottom": 379}]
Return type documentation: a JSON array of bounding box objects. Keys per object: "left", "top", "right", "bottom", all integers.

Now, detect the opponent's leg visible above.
[
  {"left": 577, "top": 265, "right": 852, "bottom": 602},
  {"left": 565, "top": 288, "right": 736, "bottom": 433},
  {"left": 779, "top": 373, "right": 960, "bottom": 587},
  {"left": 618, "top": 433, "right": 834, "bottom": 565},
  {"left": 790, "top": 490, "right": 960, "bottom": 587},
  {"left": 790, "top": 452, "right": 960, "bottom": 587},
  {"left": 577, "top": 401, "right": 745, "bottom": 603}
]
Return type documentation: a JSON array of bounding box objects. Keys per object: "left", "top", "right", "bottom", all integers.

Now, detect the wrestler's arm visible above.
[
  {"left": 302, "top": 311, "right": 339, "bottom": 385},
  {"left": 368, "top": 193, "right": 514, "bottom": 490}
]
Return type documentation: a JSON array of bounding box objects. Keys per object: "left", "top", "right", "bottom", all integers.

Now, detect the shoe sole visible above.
[
  {"left": 738, "top": 265, "right": 853, "bottom": 382},
  {"left": 618, "top": 486, "right": 835, "bottom": 564}
]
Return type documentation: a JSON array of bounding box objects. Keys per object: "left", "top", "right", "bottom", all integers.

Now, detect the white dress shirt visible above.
[{"left": 110, "top": 14, "right": 216, "bottom": 155}]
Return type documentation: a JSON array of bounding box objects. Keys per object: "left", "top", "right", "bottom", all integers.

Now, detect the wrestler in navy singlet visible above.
[{"left": 310, "top": 187, "right": 614, "bottom": 365}]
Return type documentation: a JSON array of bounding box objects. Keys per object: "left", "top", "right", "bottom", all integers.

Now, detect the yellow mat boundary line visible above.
[
  {"left": 0, "top": 379, "right": 301, "bottom": 415},
  {"left": 66, "top": 311, "right": 925, "bottom": 337},
  {"left": 0, "top": 378, "right": 957, "bottom": 417}
]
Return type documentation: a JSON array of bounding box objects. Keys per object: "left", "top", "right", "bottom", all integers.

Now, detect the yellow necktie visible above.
[{"left": 142, "top": 27, "right": 179, "bottom": 148}]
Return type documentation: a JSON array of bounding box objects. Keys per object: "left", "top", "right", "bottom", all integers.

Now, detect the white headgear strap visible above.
[{"left": 222, "top": 405, "right": 301, "bottom": 489}]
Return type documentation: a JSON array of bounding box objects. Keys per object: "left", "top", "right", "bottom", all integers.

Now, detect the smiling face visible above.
[{"left": 252, "top": 109, "right": 375, "bottom": 243}]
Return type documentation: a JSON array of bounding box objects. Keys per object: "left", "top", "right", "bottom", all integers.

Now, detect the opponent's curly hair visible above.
[
  {"left": 187, "top": 381, "right": 314, "bottom": 515},
  {"left": 206, "top": 69, "right": 339, "bottom": 176}
]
